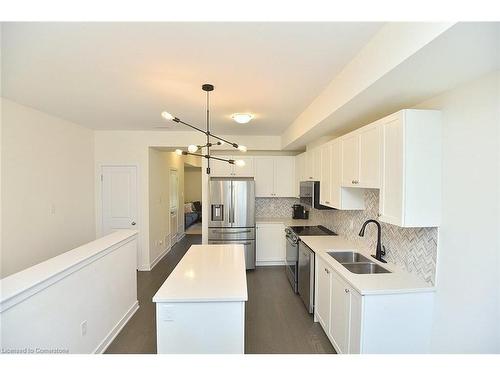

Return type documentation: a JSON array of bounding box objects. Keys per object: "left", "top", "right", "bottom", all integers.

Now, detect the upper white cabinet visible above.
[
  {"left": 274, "top": 156, "right": 296, "bottom": 197},
  {"left": 254, "top": 157, "right": 275, "bottom": 196},
  {"left": 295, "top": 152, "right": 307, "bottom": 196},
  {"left": 341, "top": 124, "right": 381, "bottom": 189},
  {"left": 319, "top": 139, "right": 365, "bottom": 210},
  {"left": 254, "top": 156, "right": 295, "bottom": 197},
  {"left": 233, "top": 156, "right": 254, "bottom": 177},
  {"left": 209, "top": 155, "right": 234, "bottom": 176},
  {"left": 358, "top": 125, "right": 382, "bottom": 188},
  {"left": 209, "top": 155, "right": 254, "bottom": 177},
  {"left": 304, "top": 147, "right": 321, "bottom": 181},
  {"left": 319, "top": 144, "right": 332, "bottom": 206},
  {"left": 341, "top": 134, "right": 360, "bottom": 187},
  {"left": 379, "top": 110, "right": 441, "bottom": 227}
]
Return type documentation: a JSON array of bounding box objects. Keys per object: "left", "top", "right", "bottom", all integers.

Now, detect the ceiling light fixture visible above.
[
  {"left": 161, "top": 84, "right": 247, "bottom": 174},
  {"left": 231, "top": 113, "right": 254, "bottom": 124}
]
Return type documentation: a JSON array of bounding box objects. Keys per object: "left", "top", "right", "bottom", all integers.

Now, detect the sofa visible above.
[{"left": 184, "top": 201, "right": 202, "bottom": 229}]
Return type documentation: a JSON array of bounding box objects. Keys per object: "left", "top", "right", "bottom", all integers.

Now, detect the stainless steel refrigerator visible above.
[{"left": 208, "top": 177, "right": 255, "bottom": 270}]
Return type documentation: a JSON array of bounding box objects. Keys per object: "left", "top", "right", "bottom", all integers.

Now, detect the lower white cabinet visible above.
[
  {"left": 256, "top": 223, "right": 286, "bottom": 266},
  {"left": 315, "top": 257, "right": 332, "bottom": 330},
  {"left": 315, "top": 255, "right": 434, "bottom": 354}
]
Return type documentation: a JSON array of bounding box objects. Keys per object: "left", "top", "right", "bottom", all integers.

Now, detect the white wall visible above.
[
  {"left": 1, "top": 98, "right": 96, "bottom": 277},
  {"left": 0, "top": 231, "right": 138, "bottom": 353},
  {"left": 94, "top": 130, "right": 281, "bottom": 270},
  {"left": 184, "top": 167, "right": 202, "bottom": 202},
  {"left": 415, "top": 71, "right": 500, "bottom": 353},
  {"left": 148, "top": 149, "right": 188, "bottom": 269}
]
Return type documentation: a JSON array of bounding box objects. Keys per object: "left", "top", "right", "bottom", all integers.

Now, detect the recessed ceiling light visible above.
[{"left": 231, "top": 113, "right": 254, "bottom": 124}]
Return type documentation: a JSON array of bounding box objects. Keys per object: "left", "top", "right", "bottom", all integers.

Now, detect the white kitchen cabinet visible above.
[
  {"left": 254, "top": 157, "right": 275, "bottom": 197},
  {"left": 304, "top": 147, "right": 320, "bottom": 181},
  {"left": 319, "top": 144, "right": 332, "bottom": 206},
  {"left": 341, "top": 134, "right": 360, "bottom": 187},
  {"left": 329, "top": 271, "right": 351, "bottom": 353},
  {"left": 358, "top": 124, "right": 381, "bottom": 188},
  {"left": 209, "top": 155, "right": 234, "bottom": 177},
  {"left": 341, "top": 124, "right": 381, "bottom": 189},
  {"left": 274, "top": 156, "right": 295, "bottom": 197},
  {"left": 209, "top": 155, "right": 254, "bottom": 177},
  {"left": 315, "top": 256, "right": 332, "bottom": 332},
  {"left": 295, "top": 152, "right": 307, "bottom": 196},
  {"left": 233, "top": 156, "right": 254, "bottom": 177},
  {"left": 319, "top": 139, "right": 365, "bottom": 210},
  {"left": 256, "top": 223, "right": 286, "bottom": 266},
  {"left": 314, "top": 254, "right": 434, "bottom": 354},
  {"left": 254, "top": 156, "right": 295, "bottom": 197},
  {"left": 379, "top": 110, "right": 441, "bottom": 227}
]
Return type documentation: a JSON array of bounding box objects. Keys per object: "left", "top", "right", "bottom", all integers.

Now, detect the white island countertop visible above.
[
  {"left": 300, "top": 235, "right": 435, "bottom": 296},
  {"left": 152, "top": 244, "right": 248, "bottom": 303}
]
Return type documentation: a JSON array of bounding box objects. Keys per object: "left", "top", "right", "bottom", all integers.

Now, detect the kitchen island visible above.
[{"left": 152, "top": 244, "right": 248, "bottom": 354}]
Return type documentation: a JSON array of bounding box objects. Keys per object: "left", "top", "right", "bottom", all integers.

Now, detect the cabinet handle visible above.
[
  {"left": 325, "top": 201, "right": 330, "bottom": 204},
  {"left": 324, "top": 268, "right": 330, "bottom": 274},
  {"left": 344, "top": 288, "right": 350, "bottom": 293}
]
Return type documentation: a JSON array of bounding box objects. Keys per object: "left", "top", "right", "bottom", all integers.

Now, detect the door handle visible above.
[{"left": 212, "top": 229, "right": 251, "bottom": 234}]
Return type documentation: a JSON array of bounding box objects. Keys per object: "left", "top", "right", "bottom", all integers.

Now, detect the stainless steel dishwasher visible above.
[{"left": 298, "top": 240, "right": 315, "bottom": 314}]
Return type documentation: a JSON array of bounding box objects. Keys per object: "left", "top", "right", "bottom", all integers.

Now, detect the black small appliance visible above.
[{"left": 292, "top": 204, "right": 309, "bottom": 219}]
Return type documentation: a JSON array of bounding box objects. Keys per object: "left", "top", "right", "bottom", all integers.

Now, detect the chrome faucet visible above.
[{"left": 358, "top": 219, "right": 387, "bottom": 263}]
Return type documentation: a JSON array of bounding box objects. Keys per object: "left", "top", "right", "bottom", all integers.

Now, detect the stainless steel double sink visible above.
[{"left": 327, "top": 251, "right": 391, "bottom": 274}]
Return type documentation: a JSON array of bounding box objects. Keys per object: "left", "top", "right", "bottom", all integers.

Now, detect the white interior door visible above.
[
  {"left": 101, "top": 165, "right": 138, "bottom": 235},
  {"left": 169, "top": 169, "right": 179, "bottom": 243}
]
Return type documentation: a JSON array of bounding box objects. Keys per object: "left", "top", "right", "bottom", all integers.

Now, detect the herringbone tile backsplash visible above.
[{"left": 256, "top": 190, "right": 438, "bottom": 284}]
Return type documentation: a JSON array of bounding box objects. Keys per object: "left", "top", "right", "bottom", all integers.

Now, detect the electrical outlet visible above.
[
  {"left": 50, "top": 204, "right": 56, "bottom": 215},
  {"left": 81, "top": 320, "right": 87, "bottom": 336}
]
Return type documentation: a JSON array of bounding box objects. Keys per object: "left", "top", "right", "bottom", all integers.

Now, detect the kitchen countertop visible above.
[
  {"left": 300, "top": 235, "right": 435, "bottom": 296},
  {"left": 152, "top": 244, "right": 248, "bottom": 303},
  {"left": 256, "top": 217, "right": 316, "bottom": 226}
]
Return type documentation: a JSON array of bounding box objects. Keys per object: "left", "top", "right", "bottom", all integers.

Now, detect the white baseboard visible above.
[
  {"left": 256, "top": 260, "right": 286, "bottom": 267},
  {"left": 149, "top": 245, "right": 171, "bottom": 270},
  {"left": 94, "top": 300, "right": 139, "bottom": 353}
]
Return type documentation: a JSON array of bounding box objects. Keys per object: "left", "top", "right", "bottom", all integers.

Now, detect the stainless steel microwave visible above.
[{"left": 299, "top": 181, "right": 334, "bottom": 210}]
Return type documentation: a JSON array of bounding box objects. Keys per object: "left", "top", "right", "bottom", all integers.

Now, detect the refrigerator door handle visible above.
[
  {"left": 229, "top": 181, "right": 235, "bottom": 224},
  {"left": 212, "top": 229, "right": 251, "bottom": 234}
]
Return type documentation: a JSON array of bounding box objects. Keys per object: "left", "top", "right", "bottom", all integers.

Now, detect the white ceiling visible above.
[{"left": 1, "top": 22, "right": 383, "bottom": 135}]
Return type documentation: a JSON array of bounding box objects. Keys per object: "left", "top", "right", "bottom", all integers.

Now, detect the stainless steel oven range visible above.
[
  {"left": 285, "top": 225, "right": 337, "bottom": 311},
  {"left": 285, "top": 227, "right": 300, "bottom": 293}
]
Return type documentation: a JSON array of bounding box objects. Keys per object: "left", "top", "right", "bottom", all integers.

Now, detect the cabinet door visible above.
[
  {"left": 380, "top": 117, "right": 404, "bottom": 226},
  {"left": 233, "top": 156, "right": 254, "bottom": 177},
  {"left": 210, "top": 155, "right": 233, "bottom": 176},
  {"left": 316, "top": 257, "right": 332, "bottom": 332},
  {"left": 256, "top": 223, "right": 285, "bottom": 263},
  {"left": 330, "top": 271, "right": 351, "bottom": 354},
  {"left": 341, "top": 134, "right": 360, "bottom": 187},
  {"left": 313, "top": 147, "right": 321, "bottom": 180},
  {"left": 305, "top": 150, "right": 315, "bottom": 180},
  {"left": 359, "top": 125, "right": 381, "bottom": 188},
  {"left": 254, "top": 157, "right": 275, "bottom": 197},
  {"left": 275, "top": 156, "right": 295, "bottom": 197},
  {"left": 320, "top": 144, "right": 332, "bottom": 206},
  {"left": 330, "top": 140, "right": 342, "bottom": 208},
  {"left": 295, "top": 153, "right": 306, "bottom": 196}
]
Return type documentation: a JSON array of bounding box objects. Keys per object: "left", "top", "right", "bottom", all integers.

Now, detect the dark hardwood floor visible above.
[{"left": 105, "top": 234, "right": 335, "bottom": 354}]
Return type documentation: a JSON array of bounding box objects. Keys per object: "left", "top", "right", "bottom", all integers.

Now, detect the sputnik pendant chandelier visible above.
[{"left": 161, "top": 83, "right": 247, "bottom": 174}]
